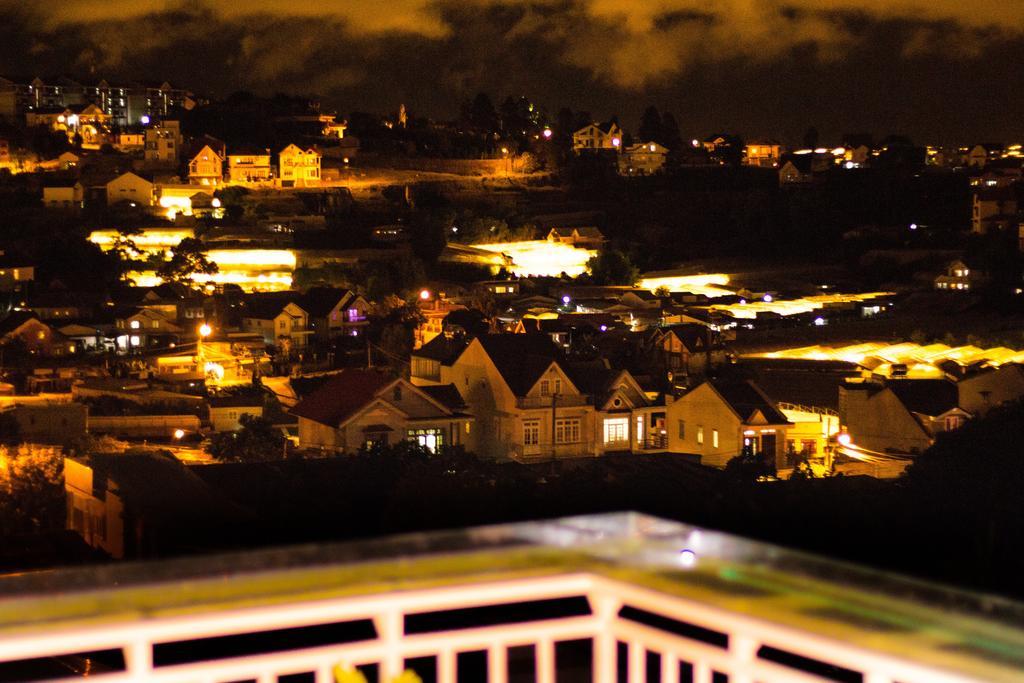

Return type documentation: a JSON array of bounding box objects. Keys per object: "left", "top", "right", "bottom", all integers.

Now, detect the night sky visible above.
[{"left": 2, "top": 1, "right": 1023, "bottom": 144}]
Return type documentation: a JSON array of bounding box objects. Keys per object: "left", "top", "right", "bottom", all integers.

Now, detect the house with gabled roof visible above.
[
  {"left": 291, "top": 368, "right": 471, "bottom": 453},
  {"left": 572, "top": 121, "right": 622, "bottom": 154},
  {"left": 666, "top": 379, "right": 792, "bottom": 469},
  {"left": 298, "top": 287, "right": 369, "bottom": 340},
  {"left": 446, "top": 334, "right": 662, "bottom": 460},
  {"left": 187, "top": 141, "right": 225, "bottom": 186},
  {"left": 547, "top": 226, "right": 606, "bottom": 249},
  {"left": 0, "top": 311, "right": 73, "bottom": 357},
  {"left": 839, "top": 379, "right": 969, "bottom": 455},
  {"left": 653, "top": 323, "right": 726, "bottom": 380},
  {"left": 277, "top": 144, "right": 321, "bottom": 187},
  {"left": 239, "top": 293, "right": 312, "bottom": 352}
]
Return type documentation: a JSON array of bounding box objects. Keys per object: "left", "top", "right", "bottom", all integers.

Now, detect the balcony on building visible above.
[{"left": 1, "top": 512, "right": 1022, "bottom": 682}]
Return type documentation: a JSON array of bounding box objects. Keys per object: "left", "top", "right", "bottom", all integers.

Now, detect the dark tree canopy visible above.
[{"left": 207, "top": 414, "right": 286, "bottom": 463}]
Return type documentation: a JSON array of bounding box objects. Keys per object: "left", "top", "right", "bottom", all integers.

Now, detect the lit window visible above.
[
  {"left": 712, "top": 429, "right": 719, "bottom": 448},
  {"left": 129, "top": 320, "right": 140, "bottom": 329},
  {"left": 603, "top": 418, "right": 628, "bottom": 445},
  {"left": 697, "top": 426, "right": 704, "bottom": 445},
  {"left": 407, "top": 428, "right": 443, "bottom": 453},
  {"left": 539, "top": 380, "right": 550, "bottom": 396}
]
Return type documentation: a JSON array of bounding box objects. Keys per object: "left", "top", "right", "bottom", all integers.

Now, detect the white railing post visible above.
[
  {"left": 316, "top": 663, "right": 335, "bottom": 683},
  {"left": 694, "top": 660, "right": 714, "bottom": 683},
  {"left": 729, "top": 634, "right": 759, "bottom": 683},
  {"left": 378, "top": 610, "right": 404, "bottom": 681},
  {"left": 438, "top": 648, "right": 456, "bottom": 683},
  {"left": 628, "top": 640, "right": 646, "bottom": 682},
  {"left": 488, "top": 644, "right": 508, "bottom": 683},
  {"left": 125, "top": 638, "right": 152, "bottom": 681},
  {"left": 536, "top": 638, "right": 556, "bottom": 683},
  {"left": 592, "top": 593, "right": 620, "bottom": 683},
  {"left": 661, "top": 651, "right": 680, "bottom": 683}
]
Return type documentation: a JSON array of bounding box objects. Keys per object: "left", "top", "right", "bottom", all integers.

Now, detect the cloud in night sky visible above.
[{"left": 2, "top": 0, "right": 1023, "bottom": 142}]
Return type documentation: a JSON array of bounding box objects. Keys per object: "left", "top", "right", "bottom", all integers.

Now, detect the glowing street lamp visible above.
[
  {"left": 198, "top": 323, "right": 212, "bottom": 338},
  {"left": 837, "top": 432, "right": 853, "bottom": 447},
  {"left": 173, "top": 428, "right": 185, "bottom": 440},
  {"left": 542, "top": 128, "right": 552, "bottom": 139},
  {"left": 419, "top": 289, "right": 431, "bottom": 301}
]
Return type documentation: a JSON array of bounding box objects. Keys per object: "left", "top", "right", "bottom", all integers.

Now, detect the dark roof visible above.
[
  {"left": 0, "top": 311, "right": 42, "bottom": 336},
  {"left": 241, "top": 292, "right": 303, "bottom": 320},
  {"left": 662, "top": 324, "right": 715, "bottom": 351},
  {"left": 708, "top": 379, "right": 790, "bottom": 424},
  {"left": 209, "top": 394, "right": 264, "bottom": 409},
  {"left": 297, "top": 287, "right": 350, "bottom": 318},
  {"left": 888, "top": 380, "right": 959, "bottom": 417},
  {"left": 474, "top": 334, "right": 561, "bottom": 396},
  {"left": 81, "top": 452, "right": 241, "bottom": 523},
  {"left": 290, "top": 368, "right": 392, "bottom": 426},
  {"left": 742, "top": 358, "right": 862, "bottom": 411},
  {"left": 413, "top": 333, "right": 470, "bottom": 364},
  {"left": 419, "top": 384, "right": 466, "bottom": 411},
  {"left": 563, "top": 360, "right": 622, "bottom": 402}
]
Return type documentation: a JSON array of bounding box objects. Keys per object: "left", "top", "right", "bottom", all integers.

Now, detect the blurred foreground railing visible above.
[{"left": 0, "top": 513, "right": 1022, "bottom": 682}]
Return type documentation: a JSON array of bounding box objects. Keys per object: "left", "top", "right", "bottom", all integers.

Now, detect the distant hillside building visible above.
[
  {"left": 744, "top": 141, "right": 783, "bottom": 168},
  {"left": 277, "top": 144, "right": 321, "bottom": 187},
  {"left": 618, "top": 141, "right": 668, "bottom": 175},
  {"left": 227, "top": 148, "right": 272, "bottom": 185},
  {"left": 291, "top": 369, "right": 470, "bottom": 453},
  {"left": 572, "top": 122, "right": 622, "bottom": 154}
]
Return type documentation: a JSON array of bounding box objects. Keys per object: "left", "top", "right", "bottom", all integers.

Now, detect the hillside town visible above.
[
  {"left": 0, "top": 73, "right": 1021, "bottom": 570},
  {"left": 9, "top": 1, "right": 1024, "bottom": 680}
]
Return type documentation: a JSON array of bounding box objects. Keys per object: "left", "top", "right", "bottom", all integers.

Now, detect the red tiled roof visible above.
[{"left": 289, "top": 369, "right": 392, "bottom": 427}]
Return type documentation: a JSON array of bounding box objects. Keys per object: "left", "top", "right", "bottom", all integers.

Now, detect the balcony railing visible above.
[
  {"left": 517, "top": 395, "right": 591, "bottom": 410},
  {"left": 642, "top": 433, "right": 668, "bottom": 450},
  {"left": 1, "top": 512, "right": 1023, "bottom": 683}
]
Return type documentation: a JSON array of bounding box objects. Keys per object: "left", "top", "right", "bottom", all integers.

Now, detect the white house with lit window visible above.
[
  {"left": 291, "top": 369, "right": 470, "bottom": 453},
  {"left": 241, "top": 299, "right": 312, "bottom": 351},
  {"left": 227, "top": 149, "right": 272, "bottom": 185},
  {"left": 277, "top": 144, "right": 321, "bottom": 187},
  {"left": 666, "top": 379, "right": 792, "bottom": 470},
  {"left": 618, "top": 141, "right": 668, "bottom": 176},
  {"left": 188, "top": 144, "right": 224, "bottom": 186},
  {"left": 446, "top": 335, "right": 664, "bottom": 461},
  {"left": 934, "top": 260, "right": 987, "bottom": 292},
  {"left": 744, "top": 141, "right": 783, "bottom": 167},
  {"left": 572, "top": 122, "right": 622, "bottom": 154}
]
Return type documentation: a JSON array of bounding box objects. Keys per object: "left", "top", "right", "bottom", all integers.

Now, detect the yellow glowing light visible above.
[
  {"left": 173, "top": 428, "right": 185, "bottom": 440},
  {"left": 638, "top": 273, "right": 733, "bottom": 297},
  {"left": 204, "top": 361, "right": 225, "bottom": 381},
  {"left": 469, "top": 241, "right": 596, "bottom": 278},
  {"left": 711, "top": 292, "right": 892, "bottom": 319},
  {"left": 419, "top": 289, "right": 431, "bottom": 300},
  {"left": 837, "top": 432, "right": 852, "bottom": 447},
  {"left": 749, "top": 341, "right": 1024, "bottom": 372},
  {"left": 198, "top": 323, "right": 212, "bottom": 338}
]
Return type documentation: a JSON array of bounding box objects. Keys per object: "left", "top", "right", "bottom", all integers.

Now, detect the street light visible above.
[
  {"left": 198, "top": 323, "right": 212, "bottom": 338},
  {"left": 173, "top": 429, "right": 185, "bottom": 440}
]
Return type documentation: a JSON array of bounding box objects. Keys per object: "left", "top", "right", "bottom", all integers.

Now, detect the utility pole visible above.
[{"left": 551, "top": 392, "right": 558, "bottom": 461}]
